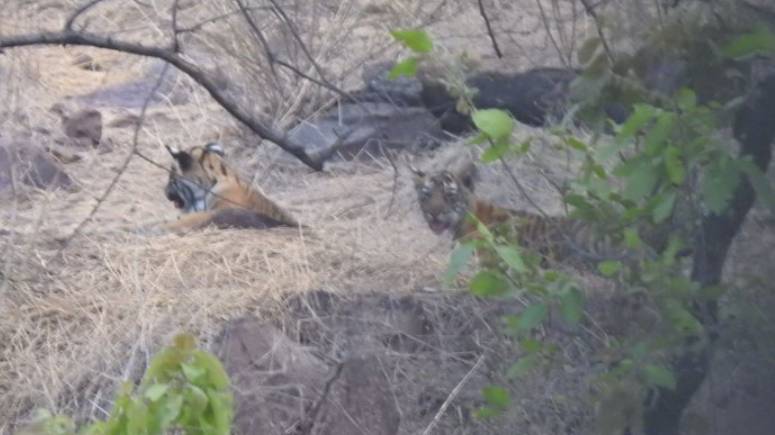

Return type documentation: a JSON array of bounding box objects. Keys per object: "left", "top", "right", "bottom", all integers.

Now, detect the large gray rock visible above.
[{"left": 289, "top": 102, "right": 443, "bottom": 162}]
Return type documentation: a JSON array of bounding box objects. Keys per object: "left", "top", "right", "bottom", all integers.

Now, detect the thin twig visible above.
[
  {"left": 177, "top": 6, "right": 272, "bottom": 34},
  {"left": 295, "top": 362, "right": 345, "bottom": 435},
  {"left": 380, "top": 143, "right": 400, "bottom": 219},
  {"left": 57, "top": 63, "right": 171, "bottom": 252},
  {"left": 170, "top": 0, "right": 181, "bottom": 52},
  {"left": 64, "top": 0, "right": 108, "bottom": 31},
  {"left": 535, "top": 0, "right": 569, "bottom": 68},
  {"left": 498, "top": 155, "right": 548, "bottom": 217},
  {"left": 238, "top": 0, "right": 356, "bottom": 103},
  {"left": 477, "top": 0, "right": 503, "bottom": 58},
  {"left": 578, "top": 0, "right": 615, "bottom": 64},
  {"left": 234, "top": 0, "right": 278, "bottom": 76},
  {"left": 421, "top": 353, "right": 486, "bottom": 435}
]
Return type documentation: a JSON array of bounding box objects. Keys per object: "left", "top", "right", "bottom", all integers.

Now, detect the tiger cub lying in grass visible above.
[
  {"left": 162, "top": 142, "right": 300, "bottom": 233},
  {"left": 410, "top": 161, "right": 668, "bottom": 270}
]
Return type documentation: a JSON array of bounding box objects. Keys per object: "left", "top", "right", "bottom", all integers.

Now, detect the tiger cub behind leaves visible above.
[{"left": 410, "top": 161, "right": 642, "bottom": 269}]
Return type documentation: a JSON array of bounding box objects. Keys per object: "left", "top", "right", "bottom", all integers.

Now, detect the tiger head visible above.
[
  {"left": 411, "top": 161, "right": 477, "bottom": 236},
  {"left": 164, "top": 142, "right": 228, "bottom": 213}
]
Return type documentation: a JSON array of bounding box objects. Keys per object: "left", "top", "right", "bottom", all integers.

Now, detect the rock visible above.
[
  {"left": 0, "top": 139, "right": 75, "bottom": 193},
  {"left": 50, "top": 103, "right": 103, "bottom": 148},
  {"left": 360, "top": 61, "right": 423, "bottom": 106},
  {"left": 419, "top": 67, "right": 629, "bottom": 133},
  {"left": 288, "top": 102, "right": 443, "bottom": 162},
  {"left": 314, "top": 356, "right": 401, "bottom": 435},
  {"left": 217, "top": 317, "right": 329, "bottom": 435}
]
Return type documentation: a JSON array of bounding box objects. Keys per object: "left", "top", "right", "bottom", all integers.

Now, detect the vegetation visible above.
[
  {"left": 391, "top": 4, "right": 775, "bottom": 433},
  {"left": 22, "top": 335, "right": 233, "bottom": 435}
]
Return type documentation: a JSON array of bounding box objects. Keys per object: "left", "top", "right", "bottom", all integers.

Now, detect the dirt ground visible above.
[{"left": 0, "top": 1, "right": 774, "bottom": 434}]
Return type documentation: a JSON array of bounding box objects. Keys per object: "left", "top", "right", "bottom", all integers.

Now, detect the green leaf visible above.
[
  {"left": 598, "top": 260, "right": 622, "bottom": 277},
  {"left": 644, "top": 112, "right": 675, "bottom": 156},
  {"left": 623, "top": 160, "right": 659, "bottom": 202},
  {"left": 469, "top": 132, "right": 489, "bottom": 145},
  {"left": 643, "top": 365, "right": 677, "bottom": 390},
  {"left": 390, "top": 29, "right": 433, "bottom": 53},
  {"left": 388, "top": 57, "right": 418, "bottom": 79},
  {"left": 481, "top": 140, "right": 512, "bottom": 162},
  {"left": 507, "top": 353, "right": 541, "bottom": 379},
  {"left": 560, "top": 287, "right": 584, "bottom": 325},
  {"left": 144, "top": 383, "right": 169, "bottom": 402},
  {"left": 722, "top": 26, "right": 775, "bottom": 59},
  {"left": 182, "top": 362, "right": 206, "bottom": 383},
  {"left": 624, "top": 227, "right": 642, "bottom": 249},
  {"left": 446, "top": 243, "right": 475, "bottom": 282},
  {"left": 652, "top": 191, "right": 676, "bottom": 224},
  {"left": 517, "top": 303, "right": 548, "bottom": 332},
  {"left": 472, "top": 109, "right": 514, "bottom": 143},
  {"left": 473, "top": 216, "right": 495, "bottom": 243},
  {"left": 158, "top": 393, "right": 184, "bottom": 428},
  {"left": 519, "top": 338, "right": 542, "bottom": 353},
  {"left": 603, "top": 104, "right": 655, "bottom": 160},
  {"left": 565, "top": 136, "right": 589, "bottom": 152},
  {"left": 702, "top": 157, "right": 740, "bottom": 214},
  {"left": 495, "top": 245, "right": 526, "bottom": 273},
  {"left": 664, "top": 146, "right": 685, "bottom": 185},
  {"left": 676, "top": 88, "right": 697, "bottom": 111},
  {"left": 470, "top": 270, "right": 510, "bottom": 297},
  {"left": 482, "top": 386, "right": 511, "bottom": 409}
]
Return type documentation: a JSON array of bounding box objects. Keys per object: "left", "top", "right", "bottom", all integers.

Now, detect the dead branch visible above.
[
  {"left": 170, "top": 0, "right": 181, "bottom": 52},
  {"left": 421, "top": 353, "right": 485, "bottom": 435},
  {"left": 0, "top": 30, "right": 328, "bottom": 170},
  {"left": 64, "top": 0, "right": 108, "bottom": 31},
  {"left": 477, "top": 0, "right": 503, "bottom": 58},
  {"left": 579, "top": 0, "right": 615, "bottom": 64},
  {"left": 237, "top": 0, "right": 357, "bottom": 103}
]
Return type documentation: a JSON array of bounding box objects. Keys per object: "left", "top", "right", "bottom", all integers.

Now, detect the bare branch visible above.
[
  {"left": 237, "top": 0, "right": 356, "bottom": 103},
  {"left": 579, "top": 0, "right": 615, "bottom": 64},
  {"left": 65, "top": 0, "right": 108, "bottom": 31},
  {"left": 0, "top": 30, "right": 327, "bottom": 170},
  {"left": 170, "top": 0, "right": 181, "bottom": 52},
  {"left": 177, "top": 6, "right": 272, "bottom": 34},
  {"left": 421, "top": 354, "right": 485, "bottom": 435},
  {"left": 234, "top": 0, "right": 279, "bottom": 76},
  {"left": 477, "top": 0, "right": 503, "bottom": 58},
  {"left": 535, "top": 0, "right": 569, "bottom": 68}
]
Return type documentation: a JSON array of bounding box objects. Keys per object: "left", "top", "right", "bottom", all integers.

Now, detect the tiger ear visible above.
[
  {"left": 454, "top": 160, "right": 478, "bottom": 191},
  {"left": 408, "top": 164, "right": 426, "bottom": 186},
  {"left": 205, "top": 142, "right": 225, "bottom": 156},
  {"left": 166, "top": 145, "right": 193, "bottom": 171},
  {"left": 165, "top": 145, "right": 180, "bottom": 157}
]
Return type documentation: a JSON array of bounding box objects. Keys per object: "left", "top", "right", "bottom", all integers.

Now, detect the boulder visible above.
[
  {"left": 50, "top": 103, "right": 103, "bottom": 148},
  {"left": 288, "top": 102, "right": 443, "bottom": 162}
]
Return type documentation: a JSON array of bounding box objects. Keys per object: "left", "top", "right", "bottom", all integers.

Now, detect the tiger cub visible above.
[
  {"left": 162, "top": 142, "right": 300, "bottom": 233},
  {"left": 410, "top": 161, "right": 637, "bottom": 268}
]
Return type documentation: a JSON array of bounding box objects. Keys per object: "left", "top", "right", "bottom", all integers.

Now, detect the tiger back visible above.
[{"left": 163, "top": 142, "right": 299, "bottom": 233}]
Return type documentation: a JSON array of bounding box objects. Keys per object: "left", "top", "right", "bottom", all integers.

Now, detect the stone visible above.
[{"left": 0, "top": 139, "right": 75, "bottom": 194}]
